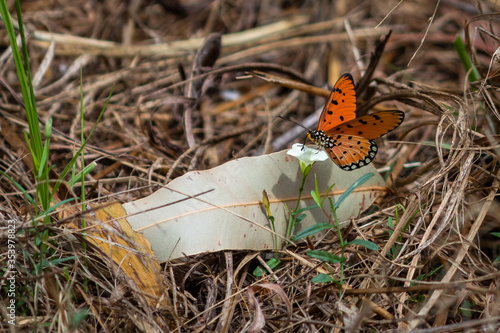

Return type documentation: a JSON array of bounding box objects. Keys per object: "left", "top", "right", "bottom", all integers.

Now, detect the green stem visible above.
[
  {"left": 295, "top": 173, "right": 307, "bottom": 212},
  {"left": 286, "top": 172, "right": 308, "bottom": 240},
  {"left": 331, "top": 203, "right": 345, "bottom": 285}
]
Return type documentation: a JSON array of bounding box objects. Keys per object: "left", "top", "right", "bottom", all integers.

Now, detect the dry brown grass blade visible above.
[
  {"left": 219, "top": 26, "right": 395, "bottom": 65},
  {"left": 215, "top": 252, "right": 235, "bottom": 333},
  {"left": 249, "top": 71, "right": 329, "bottom": 97},
  {"left": 355, "top": 30, "right": 392, "bottom": 108},
  {"left": 30, "top": 16, "right": 309, "bottom": 57},
  {"left": 183, "top": 33, "right": 222, "bottom": 148},
  {"left": 408, "top": 167, "right": 500, "bottom": 330}
]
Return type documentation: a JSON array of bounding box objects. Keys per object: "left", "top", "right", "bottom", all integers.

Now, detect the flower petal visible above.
[{"left": 287, "top": 144, "right": 329, "bottom": 166}]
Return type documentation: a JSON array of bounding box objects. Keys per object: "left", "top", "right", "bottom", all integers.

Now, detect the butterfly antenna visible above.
[
  {"left": 277, "top": 116, "right": 311, "bottom": 151},
  {"left": 277, "top": 115, "right": 309, "bottom": 131}
]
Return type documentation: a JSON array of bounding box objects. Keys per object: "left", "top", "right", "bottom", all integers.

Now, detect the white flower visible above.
[{"left": 287, "top": 144, "right": 329, "bottom": 175}]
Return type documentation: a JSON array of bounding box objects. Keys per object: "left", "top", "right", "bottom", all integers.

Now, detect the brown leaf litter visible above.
[{"left": 0, "top": 0, "right": 499, "bottom": 331}]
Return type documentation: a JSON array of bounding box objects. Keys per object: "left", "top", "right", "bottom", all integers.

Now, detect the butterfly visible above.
[{"left": 307, "top": 73, "right": 404, "bottom": 171}]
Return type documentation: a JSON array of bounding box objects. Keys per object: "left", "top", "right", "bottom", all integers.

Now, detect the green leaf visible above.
[
  {"left": 267, "top": 258, "right": 281, "bottom": 269},
  {"left": 321, "top": 182, "right": 336, "bottom": 206},
  {"left": 68, "top": 162, "right": 97, "bottom": 187},
  {"left": 252, "top": 267, "right": 264, "bottom": 277},
  {"left": 45, "top": 198, "right": 77, "bottom": 214},
  {"left": 311, "top": 273, "right": 333, "bottom": 283},
  {"left": 491, "top": 232, "right": 500, "bottom": 238},
  {"left": 41, "top": 256, "right": 77, "bottom": 270},
  {"left": 295, "top": 204, "right": 319, "bottom": 214},
  {"left": 252, "top": 258, "right": 281, "bottom": 277},
  {"left": 335, "top": 173, "right": 374, "bottom": 209},
  {"left": 311, "top": 190, "right": 321, "bottom": 207},
  {"left": 295, "top": 213, "right": 306, "bottom": 224},
  {"left": 348, "top": 239, "right": 379, "bottom": 251},
  {"left": 292, "top": 223, "right": 332, "bottom": 241},
  {"left": 307, "top": 250, "right": 342, "bottom": 263}
]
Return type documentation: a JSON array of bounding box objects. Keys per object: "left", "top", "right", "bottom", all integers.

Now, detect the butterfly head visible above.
[{"left": 307, "top": 130, "right": 327, "bottom": 148}]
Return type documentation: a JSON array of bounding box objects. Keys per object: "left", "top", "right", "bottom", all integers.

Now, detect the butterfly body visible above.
[{"left": 308, "top": 73, "right": 404, "bottom": 171}]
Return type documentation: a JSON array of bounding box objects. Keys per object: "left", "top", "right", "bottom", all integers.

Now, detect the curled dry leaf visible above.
[
  {"left": 247, "top": 283, "right": 292, "bottom": 332},
  {"left": 247, "top": 285, "right": 266, "bottom": 333}
]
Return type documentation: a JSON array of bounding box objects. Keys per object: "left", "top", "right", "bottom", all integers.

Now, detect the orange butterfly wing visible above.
[
  {"left": 317, "top": 73, "right": 357, "bottom": 131},
  {"left": 324, "top": 110, "right": 405, "bottom": 140},
  {"left": 324, "top": 134, "right": 378, "bottom": 170},
  {"left": 308, "top": 73, "right": 405, "bottom": 171}
]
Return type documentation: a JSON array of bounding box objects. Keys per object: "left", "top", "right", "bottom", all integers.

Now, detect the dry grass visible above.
[{"left": 1, "top": 0, "right": 500, "bottom": 332}]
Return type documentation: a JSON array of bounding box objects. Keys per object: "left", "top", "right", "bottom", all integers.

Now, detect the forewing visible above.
[
  {"left": 324, "top": 110, "right": 404, "bottom": 140},
  {"left": 317, "top": 73, "right": 357, "bottom": 132}
]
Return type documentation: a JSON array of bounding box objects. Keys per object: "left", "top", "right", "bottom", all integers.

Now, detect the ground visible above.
[{"left": 0, "top": 0, "right": 499, "bottom": 332}]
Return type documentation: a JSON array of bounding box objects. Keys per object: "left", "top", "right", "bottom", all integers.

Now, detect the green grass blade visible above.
[
  {"left": 334, "top": 173, "right": 374, "bottom": 209},
  {"left": 348, "top": 239, "right": 379, "bottom": 251},
  {"left": 453, "top": 35, "right": 480, "bottom": 83},
  {"left": 51, "top": 84, "right": 115, "bottom": 197},
  {"left": 0, "top": 2, "right": 41, "bottom": 159},
  {"left": 0, "top": 170, "right": 34, "bottom": 204},
  {"left": 311, "top": 273, "right": 333, "bottom": 283},
  {"left": 292, "top": 223, "right": 332, "bottom": 241},
  {"left": 307, "top": 250, "right": 343, "bottom": 263},
  {"left": 295, "top": 204, "right": 319, "bottom": 214},
  {"left": 68, "top": 162, "right": 97, "bottom": 188}
]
